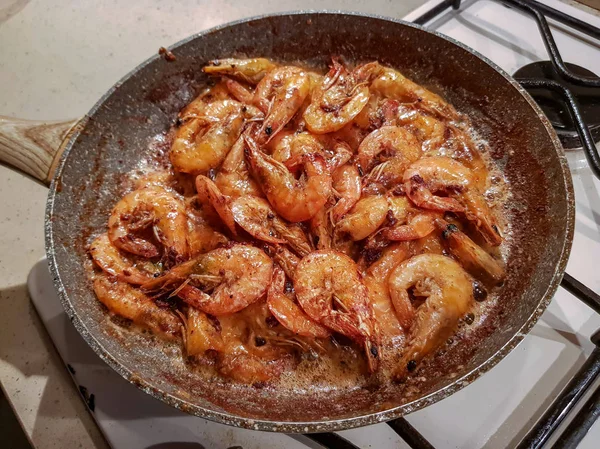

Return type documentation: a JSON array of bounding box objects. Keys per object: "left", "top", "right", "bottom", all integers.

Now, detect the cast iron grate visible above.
[{"left": 301, "top": 1, "right": 600, "bottom": 447}]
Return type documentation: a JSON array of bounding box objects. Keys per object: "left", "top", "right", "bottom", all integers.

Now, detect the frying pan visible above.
[{"left": 0, "top": 12, "right": 574, "bottom": 432}]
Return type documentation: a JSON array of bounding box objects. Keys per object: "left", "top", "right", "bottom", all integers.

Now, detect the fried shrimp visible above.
[
  {"left": 203, "top": 58, "right": 277, "bottom": 84},
  {"left": 231, "top": 196, "right": 312, "bottom": 256},
  {"left": 90, "top": 233, "right": 155, "bottom": 285},
  {"left": 254, "top": 66, "right": 311, "bottom": 144},
  {"left": 404, "top": 157, "right": 501, "bottom": 245},
  {"left": 143, "top": 244, "right": 273, "bottom": 316},
  {"left": 267, "top": 267, "right": 331, "bottom": 338},
  {"left": 108, "top": 186, "right": 189, "bottom": 264},
  {"left": 335, "top": 195, "right": 389, "bottom": 241},
  {"left": 370, "top": 64, "right": 459, "bottom": 120},
  {"left": 244, "top": 134, "right": 332, "bottom": 222},
  {"left": 214, "top": 136, "right": 264, "bottom": 199},
  {"left": 303, "top": 59, "right": 371, "bottom": 134},
  {"left": 388, "top": 254, "right": 474, "bottom": 377},
  {"left": 94, "top": 273, "right": 181, "bottom": 339},
  {"left": 294, "top": 250, "right": 380, "bottom": 372},
  {"left": 436, "top": 219, "right": 505, "bottom": 283},
  {"left": 170, "top": 100, "right": 247, "bottom": 174}
]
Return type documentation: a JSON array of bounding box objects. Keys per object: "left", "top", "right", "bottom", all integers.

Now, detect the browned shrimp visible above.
[
  {"left": 303, "top": 59, "right": 371, "bottom": 134},
  {"left": 90, "top": 233, "right": 155, "bottom": 285},
  {"left": 335, "top": 195, "right": 389, "bottom": 241},
  {"left": 294, "top": 250, "right": 380, "bottom": 372},
  {"left": 254, "top": 66, "right": 311, "bottom": 144},
  {"left": 436, "top": 219, "right": 505, "bottom": 283},
  {"left": 358, "top": 126, "right": 421, "bottom": 190},
  {"left": 94, "top": 273, "right": 181, "bottom": 339},
  {"left": 143, "top": 244, "right": 273, "bottom": 316},
  {"left": 203, "top": 58, "right": 277, "bottom": 84},
  {"left": 231, "top": 196, "right": 312, "bottom": 256},
  {"left": 170, "top": 100, "right": 247, "bottom": 174},
  {"left": 214, "top": 136, "right": 264, "bottom": 199},
  {"left": 370, "top": 64, "right": 459, "bottom": 121},
  {"left": 388, "top": 254, "right": 474, "bottom": 378},
  {"left": 363, "top": 242, "right": 412, "bottom": 345},
  {"left": 381, "top": 196, "right": 439, "bottom": 241},
  {"left": 330, "top": 164, "right": 362, "bottom": 223},
  {"left": 404, "top": 156, "right": 502, "bottom": 245},
  {"left": 265, "top": 243, "right": 301, "bottom": 280},
  {"left": 185, "top": 201, "right": 228, "bottom": 257},
  {"left": 267, "top": 267, "right": 331, "bottom": 338},
  {"left": 244, "top": 134, "right": 332, "bottom": 222},
  {"left": 195, "top": 175, "right": 237, "bottom": 235},
  {"left": 108, "top": 186, "right": 189, "bottom": 264}
]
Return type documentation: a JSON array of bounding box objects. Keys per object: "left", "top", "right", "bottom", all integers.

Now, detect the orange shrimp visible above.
[
  {"left": 403, "top": 156, "right": 501, "bottom": 245},
  {"left": 244, "top": 134, "right": 332, "bottom": 222},
  {"left": 90, "top": 233, "right": 155, "bottom": 285},
  {"left": 253, "top": 66, "right": 311, "bottom": 144},
  {"left": 143, "top": 244, "right": 273, "bottom": 316},
  {"left": 294, "top": 250, "right": 380, "bottom": 372},
  {"left": 388, "top": 254, "right": 475, "bottom": 378},
  {"left": 267, "top": 267, "right": 331, "bottom": 338},
  {"left": 107, "top": 186, "right": 189, "bottom": 264}
]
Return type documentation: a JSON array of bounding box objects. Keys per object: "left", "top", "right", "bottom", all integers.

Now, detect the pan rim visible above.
[{"left": 45, "top": 10, "right": 575, "bottom": 433}]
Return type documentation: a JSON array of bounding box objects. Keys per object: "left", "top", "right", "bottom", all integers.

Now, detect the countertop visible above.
[{"left": 0, "top": 1, "right": 426, "bottom": 448}]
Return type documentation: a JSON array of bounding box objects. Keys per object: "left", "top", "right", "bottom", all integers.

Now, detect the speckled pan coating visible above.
[{"left": 45, "top": 12, "right": 574, "bottom": 433}]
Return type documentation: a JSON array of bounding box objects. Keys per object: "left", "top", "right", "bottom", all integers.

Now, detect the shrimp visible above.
[
  {"left": 244, "top": 134, "right": 332, "bottom": 222},
  {"left": 267, "top": 267, "right": 331, "bottom": 338},
  {"left": 271, "top": 132, "right": 351, "bottom": 175},
  {"left": 143, "top": 244, "right": 273, "bottom": 316},
  {"left": 177, "top": 82, "right": 232, "bottom": 121},
  {"left": 270, "top": 132, "right": 323, "bottom": 175},
  {"left": 303, "top": 59, "right": 370, "bottom": 134},
  {"left": 186, "top": 202, "right": 228, "bottom": 257},
  {"left": 93, "top": 273, "right": 181, "bottom": 339},
  {"left": 214, "top": 136, "right": 263, "bottom": 199},
  {"left": 90, "top": 233, "right": 155, "bottom": 285},
  {"left": 203, "top": 58, "right": 277, "bottom": 85},
  {"left": 170, "top": 100, "right": 246, "bottom": 174},
  {"left": 330, "top": 164, "right": 362, "bottom": 223},
  {"left": 231, "top": 196, "right": 312, "bottom": 256},
  {"left": 364, "top": 242, "right": 412, "bottom": 345},
  {"left": 264, "top": 243, "right": 301, "bottom": 280},
  {"left": 380, "top": 196, "right": 439, "bottom": 241},
  {"left": 358, "top": 126, "right": 421, "bottom": 190},
  {"left": 357, "top": 126, "right": 421, "bottom": 173},
  {"left": 253, "top": 66, "right": 311, "bottom": 144},
  {"left": 186, "top": 307, "right": 223, "bottom": 356},
  {"left": 370, "top": 64, "right": 459, "bottom": 121},
  {"left": 186, "top": 300, "right": 293, "bottom": 383},
  {"left": 436, "top": 219, "right": 505, "bottom": 283},
  {"left": 294, "top": 250, "right": 380, "bottom": 372},
  {"left": 195, "top": 175, "right": 237, "bottom": 235},
  {"left": 388, "top": 254, "right": 475, "bottom": 378},
  {"left": 335, "top": 195, "right": 389, "bottom": 241},
  {"left": 108, "top": 186, "right": 189, "bottom": 264},
  {"left": 309, "top": 207, "right": 333, "bottom": 250},
  {"left": 403, "top": 156, "right": 501, "bottom": 245}
]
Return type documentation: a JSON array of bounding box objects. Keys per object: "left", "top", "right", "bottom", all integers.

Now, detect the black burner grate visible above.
[{"left": 299, "top": 1, "right": 600, "bottom": 448}]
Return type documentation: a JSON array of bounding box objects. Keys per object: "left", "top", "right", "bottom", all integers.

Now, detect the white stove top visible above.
[{"left": 28, "top": 1, "right": 600, "bottom": 448}]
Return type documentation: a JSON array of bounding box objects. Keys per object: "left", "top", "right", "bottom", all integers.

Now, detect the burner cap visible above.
[{"left": 513, "top": 61, "right": 600, "bottom": 149}]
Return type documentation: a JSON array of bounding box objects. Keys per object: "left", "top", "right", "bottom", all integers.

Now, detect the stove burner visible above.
[{"left": 513, "top": 61, "right": 600, "bottom": 149}]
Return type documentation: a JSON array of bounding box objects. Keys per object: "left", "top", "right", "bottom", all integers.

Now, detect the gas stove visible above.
[{"left": 29, "top": 0, "right": 600, "bottom": 448}]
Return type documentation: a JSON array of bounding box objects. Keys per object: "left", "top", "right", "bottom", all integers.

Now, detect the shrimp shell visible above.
[{"left": 294, "top": 250, "right": 380, "bottom": 372}]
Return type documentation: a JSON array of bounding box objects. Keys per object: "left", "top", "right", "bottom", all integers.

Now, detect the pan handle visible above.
[{"left": 0, "top": 116, "right": 82, "bottom": 186}]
